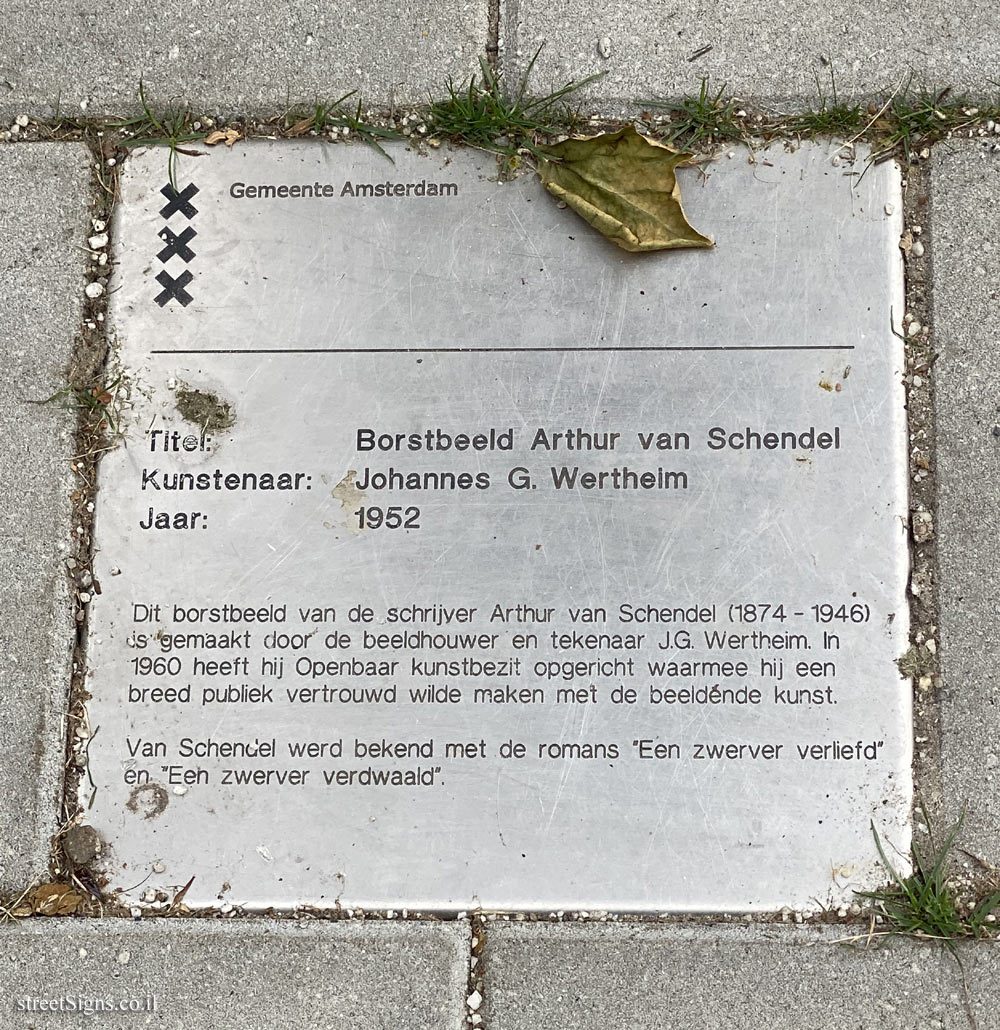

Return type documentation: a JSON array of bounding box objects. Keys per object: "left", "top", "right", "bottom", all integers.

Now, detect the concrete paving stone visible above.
[
  {"left": 0, "top": 143, "right": 92, "bottom": 891},
  {"left": 1, "top": 918, "right": 468, "bottom": 1029},
  {"left": 482, "top": 923, "right": 997, "bottom": 1029},
  {"left": 0, "top": 1, "right": 488, "bottom": 121},
  {"left": 502, "top": 0, "right": 1000, "bottom": 112},
  {"left": 931, "top": 142, "right": 1000, "bottom": 867}
]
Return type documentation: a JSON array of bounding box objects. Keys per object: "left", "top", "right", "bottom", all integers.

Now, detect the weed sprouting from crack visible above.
[
  {"left": 427, "top": 46, "right": 603, "bottom": 172},
  {"left": 785, "top": 71, "right": 866, "bottom": 137},
  {"left": 851, "top": 809, "right": 1000, "bottom": 1030},
  {"left": 875, "top": 83, "right": 979, "bottom": 163},
  {"left": 636, "top": 73, "right": 1000, "bottom": 170},
  {"left": 112, "top": 79, "right": 203, "bottom": 188},
  {"left": 856, "top": 808, "right": 1000, "bottom": 944},
  {"left": 281, "top": 91, "right": 407, "bottom": 159},
  {"left": 640, "top": 77, "right": 749, "bottom": 148},
  {"left": 29, "top": 373, "right": 127, "bottom": 437}
]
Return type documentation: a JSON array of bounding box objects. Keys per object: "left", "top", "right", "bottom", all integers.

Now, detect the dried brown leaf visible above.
[
  {"left": 32, "top": 883, "right": 83, "bottom": 916},
  {"left": 539, "top": 126, "right": 712, "bottom": 253},
  {"left": 287, "top": 117, "right": 315, "bottom": 138},
  {"left": 204, "top": 128, "right": 242, "bottom": 147}
]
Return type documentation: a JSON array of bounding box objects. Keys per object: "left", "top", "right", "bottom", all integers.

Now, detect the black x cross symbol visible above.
[
  {"left": 159, "top": 182, "right": 199, "bottom": 219},
  {"left": 154, "top": 269, "right": 194, "bottom": 307},
  {"left": 157, "top": 225, "right": 197, "bottom": 263}
]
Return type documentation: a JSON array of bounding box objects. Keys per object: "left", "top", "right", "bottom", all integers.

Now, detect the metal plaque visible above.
[{"left": 85, "top": 141, "right": 910, "bottom": 912}]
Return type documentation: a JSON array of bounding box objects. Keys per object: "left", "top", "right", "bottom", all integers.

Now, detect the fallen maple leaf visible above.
[{"left": 538, "top": 127, "right": 712, "bottom": 253}]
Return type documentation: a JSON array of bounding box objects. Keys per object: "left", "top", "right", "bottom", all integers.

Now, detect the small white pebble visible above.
[
  {"left": 88, "top": 233, "right": 109, "bottom": 250},
  {"left": 173, "top": 785, "right": 188, "bottom": 796},
  {"left": 884, "top": 203, "right": 894, "bottom": 216},
  {"left": 117, "top": 950, "right": 131, "bottom": 965},
  {"left": 467, "top": 990, "right": 482, "bottom": 1011},
  {"left": 597, "top": 36, "right": 612, "bottom": 58},
  {"left": 79, "top": 948, "right": 88, "bottom": 958},
  {"left": 92, "top": 219, "right": 107, "bottom": 232},
  {"left": 152, "top": 861, "right": 166, "bottom": 873},
  {"left": 911, "top": 239, "right": 925, "bottom": 257},
  {"left": 84, "top": 282, "right": 104, "bottom": 299},
  {"left": 15, "top": 114, "right": 29, "bottom": 127}
]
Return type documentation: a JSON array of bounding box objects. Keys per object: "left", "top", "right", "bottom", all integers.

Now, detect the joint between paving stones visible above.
[
  {"left": 467, "top": 913, "right": 487, "bottom": 1027},
  {"left": 899, "top": 159, "right": 945, "bottom": 840},
  {"left": 486, "top": 0, "right": 500, "bottom": 68},
  {"left": 51, "top": 130, "right": 121, "bottom": 911}
]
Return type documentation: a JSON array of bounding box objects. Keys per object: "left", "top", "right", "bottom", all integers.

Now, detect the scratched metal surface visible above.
[{"left": 86, "top": 141, "right": 910, "bottom": 911}]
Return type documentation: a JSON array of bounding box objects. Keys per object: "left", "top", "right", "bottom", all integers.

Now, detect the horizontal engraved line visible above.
[{"left": 150, "top": 345, "right": 857, "bottom": 355}]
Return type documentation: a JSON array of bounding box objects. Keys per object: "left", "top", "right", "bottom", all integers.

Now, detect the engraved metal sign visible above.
[{"left": 85, "top": 141, "right": 911, "bottom": 911}]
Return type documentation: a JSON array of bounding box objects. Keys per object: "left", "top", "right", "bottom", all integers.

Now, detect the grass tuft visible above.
[
  {"left": 427, "top": 47, "right": 603, "bottom": 170},
  {"left": 874, "top": 83, "right": 977, "bottom": 163},
  {"left": 786, "top": 72, "right": 866, "bottom": 137},
  {"left": 640, "top": 78, "right": 748, "bottom": 148},
  {"left": 29, "top": 375, "right": 125, "bottom": 435},
  {"left": 856, "top": 808, "right": 1000, "bottom": 944},
  {"left": 111, "top": 80, "right": 202, "bottom": 187},
  {"left": 282, "top": 91, "right": 406, "bottom": 159}
]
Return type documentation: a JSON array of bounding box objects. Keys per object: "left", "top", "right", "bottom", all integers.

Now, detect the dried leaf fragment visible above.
[
  {"left": 204, "top": 128, "right": 241, "bottom": 147},
  {"left": 169, "top": 875, "right": 196, "bottom": 912},
  {"left": 287, "top": 117, "right": 315, "bottom": 138},
  {"left": 538, "top": 127, "right": 712, "bottom": 253},
  {"left": 32, "top": 883, "right": 83, "bottom": 916}
]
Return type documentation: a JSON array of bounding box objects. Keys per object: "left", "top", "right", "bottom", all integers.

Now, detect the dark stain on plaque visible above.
[
  {"left": 175, "top": 388, "right": 236, "bottom": 434},
  {"left": 126, "top": 782, "right": 170, "bottom": 820}
]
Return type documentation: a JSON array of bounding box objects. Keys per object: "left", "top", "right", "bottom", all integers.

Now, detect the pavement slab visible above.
[
  {"left": 502, "top": 0, "right": 1000, "bottom": 112},
  {"left": 0, "top": 142, "right": 92, "bottom": 890},
  {"left": 1, "top": 918, "right": 469, "bottom": 1029},
  {"left": 482, "top": 922, "right": 994, "bottom": 1029},
  {"left": 0, "top": 0, "right": 488, "bottom": 121},
  {"left": 931, "top": 141, "right": 1000, "bottom": 867}
]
